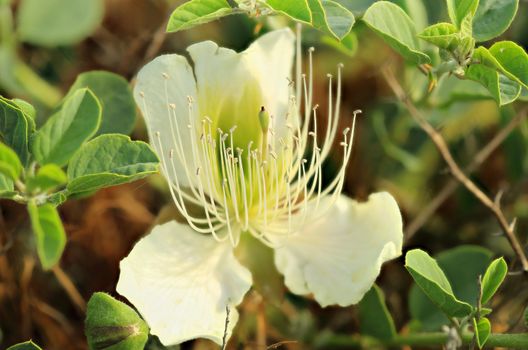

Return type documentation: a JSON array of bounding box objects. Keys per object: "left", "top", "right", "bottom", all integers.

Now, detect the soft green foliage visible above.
[
  {"left": 405, "top": 249, "right": 473, "bottom": 318},
  {"left": 446, "top": 0, "right": 479, "bottom": 29},
  {"left": 28, "top": 201, "right": 66, "bottom": 270},
  {"left": 68, "top": 71, "right": 137, "bottom": 136},
  {"left": 488, "top": 41, "right": 528, "bottom": 88},
  {"left": 17, "top": 0, "right": 104, "bottom": 46},
  {"left": 419, "top": 23, "right": 459, "bottom": 50},
  {"left": 473, "top": 0, "right": 518, "bottom": 42},
  {"left": 67, "top": 134, "right": 159, "bottom": 194},
  {"left": 32, "top": 88, "right": 102, "bottom": 166},
  {"left": 358, "top": 285, "right": 396, "bottom": 341},
  {"left": 6, "top": 341, "right": 43, "bottom": 350},
  {"left": 0, "top": 96, "right": 34, "bottom": 165},
  {"left": 12, "top": 98, "right": 36, "bottom": 120},
  {"left": 166, "top": 0, "right": 233, "bottom": 33},
  {"left": 473, "top": 317, "right": 491, "bottom": 348},
  {"left": 307, "top": 0, "right": 355, "bottom": 40},
  {"left": 362, "top": 1, "right": 430, "bottom": 64},
  {"left": 0, "top": 141, "right": 22, "bottom": 180},
  {"left": 465, "top": 64, "right": 521, "bottom": 105},
  {"left": 26, "top": 164, "right": 67, "bottom": 193},
  {"left": 85, "top": 292, "right": 149, "bottom": 350},
  {"left": 409, "top": 246, "right": 492, "bottom": 330},
  {"left": 266, "top": 0, "right": 312, "bottom": 23},
  {"left": 481, "top": 257, "right": 508, "bottom": 304}
]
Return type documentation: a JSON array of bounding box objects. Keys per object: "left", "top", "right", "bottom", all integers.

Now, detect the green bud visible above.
[
  {"left": 85, "top": 292, "right": 149, "bottom": 350},
  {"left": 258, "top": 106, "right": 270, "bottom": 133}
]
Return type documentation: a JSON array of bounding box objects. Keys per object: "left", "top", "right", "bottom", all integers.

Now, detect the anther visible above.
[
  {"left": 353, "top": 109, "right": 363, "bottom": 116},
  {"left": 140, "top": 91, "right": 145, "bottom": 97},
  {"left": 308, "top": 47, "right": 315, "bottom": 52},
  {"left": 343, "top": 127, "right": 350, "bottom": 135},
  {"left": 308, "top": 131, "right": 316, "bottom": 137},
  {"left": 169, "top": 103, "right": 176, "bottom": 110},
  {"left": 340, "top": 142, "right": 347, "bottom": 147},
  {"left": 196, "top": 167, "right": 201, "bottom": 176},
  {"left": 338, "top": 63, "right": 344, "bottom": 68},
  {"left": 313, "top": 104, "right": 319, "bottom": 110},
  {"left": 162, "top": 73, "right": 169, "bottom": 79},
  {"left": 229, "top": 125, "right": 237, "bottom": 133},
  {"left": 327, "top": 73, "right": 332, "bottom": 78}
]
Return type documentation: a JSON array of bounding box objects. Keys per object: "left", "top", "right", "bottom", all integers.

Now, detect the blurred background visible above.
[{"left": 1, "top": 0, "right": 528, "bottom": 349}]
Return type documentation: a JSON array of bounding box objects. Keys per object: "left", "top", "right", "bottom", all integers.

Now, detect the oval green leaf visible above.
[
  {"left": 409, "top": 246, "right": 492, "bottom": 331},
  {"left": 473, "top": 0, "right": 518, "bottom": 42},
  {"left": 32, "top": 88, "right": 102, "bottom": 166},
  {"left": 362, "top": 1, "right": 430, "bottom": 64},
  {"left": 473, "top": 317, "right": 491, "bottom": 348},
  {"left": 481, "top": 257, "right": 507, "bottom": 304},
  {"left": 166, "top": 0, "right": 233, "bottom": 33},
  {"left": 267, "top": 0, "right": 312, "bottom": 23},
  {"left": 67, "top": 134, "right": 159, "bottom": 194},
  {"left": 465, "top": 64, "right": 521, "bottom": 105},
  {"left": 7, "top": 341, "right": 43, "bottom": 350},
  {"left": 488, "top": 41, "right": 528, "bottom": 88},
  {"left": 308, "top": 0, "right": 355, "bottom": 40},
  {"left": 28, "top": 201, "right": 67, "bottom": 270},
  {"left": 419, "top": 23, "right": 459, "bottom": 50},
  {"left": 85, "top": 292, "right": 149, "bottom": 350},
  {"left": 26, "top": 164, "right": 67, "bottom": 193},
  {"left": 405, "top": 249, "right": 473, "bottom": 318},
  {"left": 68, "top": 71, "right": 137, "bottom": 136},
  {"left": 0, "top": 142, "right": 22, "bottom": 181},
  {"left": 446, "top": 0, "right": 479, "bottom": 28},
  {"left": 358, "top": 285, "right": 396, "bottom": 341},
  {"left": 0, "top": 96, "right": 33, "bottom": 165},
  {"left": 17, "top": 0, "right": 104, "bottom": 46}
]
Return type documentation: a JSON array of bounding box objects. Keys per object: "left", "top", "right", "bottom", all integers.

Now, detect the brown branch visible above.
[
  {"left": 382, "top": 66, "right": 528, "bottom": 273},
  {"left": 406, "top": 107, "right": 528, "bottom": 239},
  {"left": 52, "top": 265, "right": 86, "bottom": 313}
]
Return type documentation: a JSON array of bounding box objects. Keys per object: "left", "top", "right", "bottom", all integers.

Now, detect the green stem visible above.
[{"left": 317, "top": 332, "right": 528, "bottom": 349}]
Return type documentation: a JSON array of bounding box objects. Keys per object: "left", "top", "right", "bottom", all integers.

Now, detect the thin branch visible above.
[
  {"left": 221, "top": 305, "right": 231, "bottom": 350},
  {"left": 406, "top": 107, "right": 528, "bottom": 239},
  {"left": 382, "top": 66, "right": 528, "bottom": 273},
  {"left": 52, "top": 265, "right": 86, "bottom": 313}
]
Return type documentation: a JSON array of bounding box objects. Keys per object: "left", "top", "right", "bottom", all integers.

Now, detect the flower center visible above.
[{"left": 140, "top": 37, "right": 359, "bottom": 248}]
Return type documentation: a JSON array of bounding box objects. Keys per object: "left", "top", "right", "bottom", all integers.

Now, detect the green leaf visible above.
[
  {"left": 308, "top": 0, "right": 355, "bottom": 40},
  {"left": 362, "top": 1, "right": 430, "bottom": 64},
  {"left": 85, "top": 292, "right": 149, "bottom": 350},
  {"left": 0, "top": 173, "right": 14, "bottom": 193},
  {"left": 67, "top": 134, "right": 159, "bottom": 194},
  {"left": 0, "top": 96, "right": 33, "bottom": 165},
  {"left": 6, "top": 341, "right": 43, "bottom": 350},
  {"left": 488, "top": 41, "right": 528, "bottom": 88},
  {"left": 418, "top": 23, "right": 460, "bottom": 50},
  {"left": 26, "top": 164, "right": 67, "bottom": 193},
  {"left": 28, "top": 201, "right": 66, "bottom": 270},
  {"left": 481, "top": 257, "right": 507, "bottom": 304},
  {"left": 465, "top": 64, "right": 521, "bottom": 105},
  {"left": 266, "top": 0, "right": 312, "bottom": 23},
  {"left": 12, "top": 98, "right": 36, "bottom": 120},
  {"left": 358, "top": 285, "right": 396, "bottom": 340},
  {"left": 409, "top": 246, "right": 493, "bottom": 331},
  {"left": 473, "top": 0, "right": 518, "bottom": 42},
  {"left": 390, "top": 0, "right": 428, "bottom": 31},
  {"left": 446, "top": 0, "right": 479, "bottom": 28},
  {"left": 17, "top": 0, "right": 104, "bottom": 46},
  {"left": 67, "top": 71, "right": 137, "bottom": 136},
  {"left": 166, "top": 0, "right": 233, "bottom": 33},
  {"left": 0, "top": 142, "right": 22, "bottom": 180},
  {"left": 405, "top": 249, "right": 473, "bottom": 318},
  {"left": 473, "top": 317, "right": 491, "bottom": 348},
  {"left": 32, "top": 88, "right": 102, "bottom": 166}
]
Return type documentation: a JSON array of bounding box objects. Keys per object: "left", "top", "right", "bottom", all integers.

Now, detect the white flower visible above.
[{"left": 117, "top": 28, "right": 403, "bottom": 346}]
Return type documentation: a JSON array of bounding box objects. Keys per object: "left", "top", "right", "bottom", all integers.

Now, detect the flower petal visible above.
[
  {"left": 133, "top": 54, "right": 198, "bottom": 188},
  {"left": 273, "top": 192, "right": 403, "bottom": 307},
  {"left": 117, "top": 221, "right": 252, "bottom": 345},
  {"left": 187, "top": 28, "right": 295, "bottom": 147}
]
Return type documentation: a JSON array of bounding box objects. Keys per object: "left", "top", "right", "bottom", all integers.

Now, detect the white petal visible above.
[
  {"left": 133, "top": 54, "right": 198, "bottom": 188},
  {"left": 273, "top": 193, "right": 403, "bottom": 307},
  {"left": 117, "top": 221, "right": 252, "bottom": 345},
  {"left": 187, "top": 28, "right": 295, "bottom": 146}
]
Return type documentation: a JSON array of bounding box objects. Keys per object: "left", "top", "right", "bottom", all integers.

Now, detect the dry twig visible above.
[{"left": 382, "top": 66, "right": 528, "bottom": 273}]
